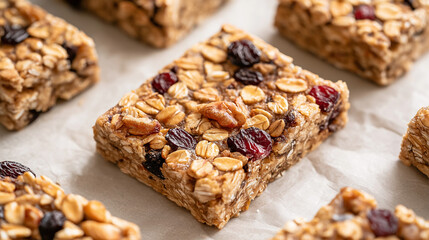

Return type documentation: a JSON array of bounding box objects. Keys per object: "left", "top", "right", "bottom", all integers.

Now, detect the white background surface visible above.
[{"left": 1, "top": 0, "right": 429, "bottom": 239}]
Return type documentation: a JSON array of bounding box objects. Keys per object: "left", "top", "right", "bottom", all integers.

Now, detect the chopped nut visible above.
[
  {"left": 268, "top": 95, "right": 289, "bottom": 115},
  {"left": 195, "top": 140, "right": 220, "bottom": 158},
  {"left": 84, "top": 201, "right": 109, "bottom": 223},
  {"left": 199, "top": 101, "right": 246, "bottom": 128},
  {"left": 213, "top": 157, "right": 243, "bottom": 171},
  {"left": 187, "top": 160, "right": 214, "bottom": 178},
  {"left": 240, "top": 85, "right": 265, "bottom": 104},
  {"left": 122, "top": 115, "right": 161, "bottom": 135},
  {"left": 202, "top": 128, "right": 229, "bottom": 141},
  {"left": 81, "top": 221, "right": 121, "bottom": 240},
  {"left": 244, "top": 114, "right": 270, "bottom": 130},
  {"left": 23, "top": 205, "right": 43, "bottom": 229},
  {"left": 276, "top": 78, "right": 308, "bottom": 93},
  {"left": 62, "top": 194, "right": 84, "bottom": 223}
]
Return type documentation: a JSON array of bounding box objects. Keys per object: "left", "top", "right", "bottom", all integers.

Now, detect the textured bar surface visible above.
[
  {"left": 68, "top": 0, "right": 229, "bottom": 48},
  {"left": 272, "top": 187, "right": 429, "bottom": 240},
  {"left": 93, "top": 25, "right": 350, "bottom": 229},
  {"left": 0, "top": 0, "right": 99, "bottom": 130},
  {"left": 274, "top": 0, "right": 429, "bottom": 85},
  {"left": 400, "top": 106, "right": 429, "bottom": 178},
  {"left": 0, "top": 172, "right": 141, "bottom": 239}
]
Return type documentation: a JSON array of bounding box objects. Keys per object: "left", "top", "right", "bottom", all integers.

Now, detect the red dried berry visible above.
[
  {"left": 1, "top": 25, "right": 29, "bottom": 45},
  {"left": 308, "top": 86, "right": 340, "bottom": 112},
  {"left": 0, "top": 161, "right": 34, "bottom": 179},
  {"left": 143, "top": 150, "right": 165, "bottom": 179},
  {"left": 227, "top": 127, "right": 273, "bottom": 161},
  {"left": 354, "top": 5, "right": 376, "bottom": 20},
  {"left": 165, "top": 128, "right": 197, "bottom": 150},
  {"left": 234, "top": 68, "right": 264, "bottom": 85},
  {"left": 39, "top": 211, "right": 66, "bottom": 240},
  {"left": 367, "top": 209, "right": 398, "bottom": 237},
  {"left": 151, "top": 72, "right": 178, "bottom": 94},
  {"left": 227, "top": 40, "right": 261, "bottom": 67}
]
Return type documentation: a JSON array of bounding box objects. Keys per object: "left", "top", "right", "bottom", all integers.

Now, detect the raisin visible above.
[
  {"left": 62, "top": 43, "right": 78, "bottom": 64},
  {"left": 0, "top": 161, "right": 34, "bottom": 179},
  {"left": 367, "top": 209, "right": 398, "bottom": 237},
  {"left": 1, "top": 25, "right": 29, "bottom": 45},
  {"left": 404, "top": 0, "right": 415, "bottom": 9},
  {"left": 308, "top": 85, "right": 340, "bottom": 112},
  {"left": 234, "top": 68, "right": 264, "bottom": 85},
  {"left": 227, "top": 127, "right": 273, "bottom": 161},
  {"left": 227, "top": 40, "right": 261, "bottom": 67},
  {"left": 39, "top": 211, "right": 66, "bottom": 240},
  {"left": 28, "top": 110, "right": 41, "bottom": 124},
  {"left": 354, "top": 5, "right": 376, "bottom": 20},
  {"left": 165, "top": 128, "right": 196, "bottom": 150},
  {"left": 285, "top": 110, "right": 297, "bottom": 128},
  {"left": 143, "top": 150, "right": 165, "bottom": 179},
  {"left": 151, "top": 72, "right": 178, "bottom": 94}
]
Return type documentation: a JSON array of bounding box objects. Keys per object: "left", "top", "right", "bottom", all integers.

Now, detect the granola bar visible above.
[
  {"left": 399, "top": 107, "right": 429, "bottom": 178},
  {"left": 0, "top": 0, "right": 99, "bottom": 130},
  {"left": 93, "top": 24, "right": 350, "bottom": 229},
  {"left": 0, "top": 172, "right": 141, "bottom": 239},
  {"left": 274, "top": 0, "right": 429, "bottom": 85},
  {"left": 66, "top": 0, "right": 229, "bottom": 48},
  {"left": 272, "top": 187, "right": 429, "bottom": 239}
]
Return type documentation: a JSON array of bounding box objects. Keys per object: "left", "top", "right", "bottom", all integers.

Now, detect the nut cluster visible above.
[{"left": 0, "top": 172, "right": 140, "bottom": 239}]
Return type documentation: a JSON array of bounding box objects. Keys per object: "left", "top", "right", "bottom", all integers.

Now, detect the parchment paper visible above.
[{"left": 1, "top": 0, "right": 429, "bottom": 239}]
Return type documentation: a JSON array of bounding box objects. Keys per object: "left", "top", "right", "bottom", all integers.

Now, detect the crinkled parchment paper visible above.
[{"left": 1, "top": 0, "right": 429, "bottom": 239}]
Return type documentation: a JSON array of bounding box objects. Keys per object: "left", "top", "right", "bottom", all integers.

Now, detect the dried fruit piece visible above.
[
  {"left": 367, "top": 209, "right": 398, "bottom": 237},
  {"left": 143, "top": 150, "right": 165, "bottom": 179},
  {"left": 165, "top": 128, "right": 197, "bottom": 150},
  {"left": 354, "top": 5, "right": 376, "bottom": 20},
  {"left": 151, "top": 72, "right": 178, "bottom": 94},
  {"left": 0, "top": 161, "right": 34, "bottom": 179},
  {"left": 308, "top": 86, "right": 340, "bottom": 112},
  {"left": 227, "top": 40, "right": 261, "bottom": 67},
  {"left": 39, "top": 211, "right": 66, "bottom": 240},
  {"left": 62, "top": 43, "right": 78, "bottom": 64},
  {"left": 227, "top": 127, "right": 273, "bottom": 161},
  {"left": 1, "top": 25, "right": 29, "bottom": 45},
  {"left": 234, "top": 69, "right": 264, "bottom": 85}
]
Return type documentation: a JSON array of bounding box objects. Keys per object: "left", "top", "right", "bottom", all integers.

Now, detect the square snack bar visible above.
[
  {"left": 399, "top": 106, "right": 429, "bottom": 178},
  {"left": 67, "top": 0, "right": 229, "bottom": 48},
  {"left": 272, "top": 187, "right": 429, "bottom": 239},
  {"left": 94, "top": 25, "right": 350, "bottom": 228},
  {"left": 0, "top": 172, "right": 141, "bottom": 239},
  {"left": 0, "top": 0, "right": 99, "bottom": 130},
  {"left": 275, "top": 0, "right": 429, "bottom": 85}
]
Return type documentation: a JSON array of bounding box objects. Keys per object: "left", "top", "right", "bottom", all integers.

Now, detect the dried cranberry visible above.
[
  {"left": 308, "top": 86, "right": 340, "bottom": 112},
  {"left": 151, "top": 72, "right": 178, "bottom": 94},
  {"left": 165, "top": 128, "right": 196, "bottom": 150},
  {"left": 1, "top": 25, "right": 29, "bottom": 45},
  {"left": 354, "top": 5, "right": 376, "bottom": 20},
  {"left": 234, "top": 68, "right": 264, "bottom": 85},
  {"left": 0, "top": 161, "right": 34, "bottom": 179},
  {"left": 143, "top": 150, "right": 165, "bottom": 179},
  {"left": 227, "top": 40, "right": 261, "bottom": 67},
  {"left": 39, "top": 211, "right": 66, "bottom": 240},
  {"left": 227, "top": 127, "right": 273, "bottom": 161},
  {"left": 367, "top": 209, "right": 398, "bottom": 237}
]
